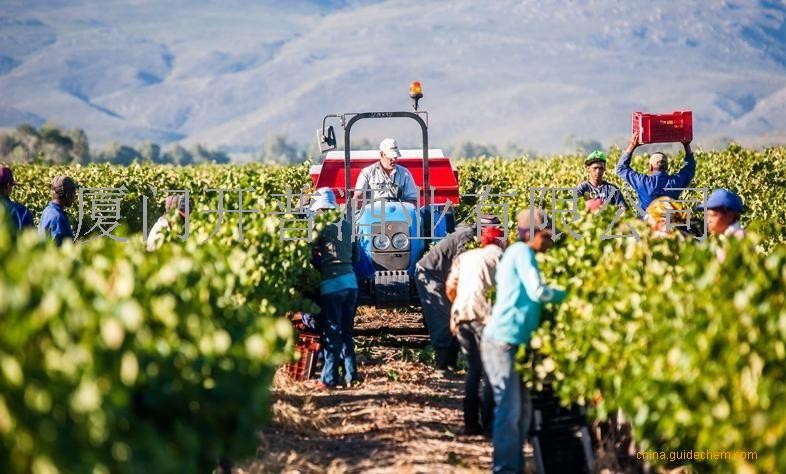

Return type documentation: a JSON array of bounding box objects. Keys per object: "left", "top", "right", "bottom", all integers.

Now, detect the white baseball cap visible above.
[{"left": 379, "top": 138, "right": 402, "bottom": 159}]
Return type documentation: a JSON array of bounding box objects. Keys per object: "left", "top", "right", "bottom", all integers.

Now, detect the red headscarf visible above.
[{"left": 480, "top": 226, "right": 504, "bottom": 247}]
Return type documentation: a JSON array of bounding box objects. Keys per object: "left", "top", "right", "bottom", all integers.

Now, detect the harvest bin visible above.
[
  {"left": 284, "top": 330, "right": 321, "bottom": 382},
  {"left": 632, "top": 111, "right": 693, "bottom": 144},
  {"left": 529, "top": 385, "right": 594, "bottom": 473}
]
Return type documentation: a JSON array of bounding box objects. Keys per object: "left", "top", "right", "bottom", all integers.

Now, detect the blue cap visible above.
[{"left": 699, "top": 188, "right": 744, "bottom": 213}]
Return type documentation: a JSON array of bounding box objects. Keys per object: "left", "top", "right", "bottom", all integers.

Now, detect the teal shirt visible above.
[
  {"left": 321, "top": 272, "right": 358, "bottom": 295},
  {"left": 483, "top": 242, "right": 566, "bottom": 346}
]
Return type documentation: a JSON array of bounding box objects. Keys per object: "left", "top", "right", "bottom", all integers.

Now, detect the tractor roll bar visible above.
[{"left": 343, "top": 111, "right": 430, "bottom": 237}]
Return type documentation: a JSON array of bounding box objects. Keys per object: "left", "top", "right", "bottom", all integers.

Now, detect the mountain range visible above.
[{"left": 1, "top": 0, "right": 785, "bottom": 155}]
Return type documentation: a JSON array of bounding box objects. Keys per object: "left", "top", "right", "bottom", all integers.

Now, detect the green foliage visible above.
[
  {"left": 93, "top": 142, "right": 231, "bottom": 166},
  {"left": 455, "top": 144, "right": 786, "bottom": 248},
  {"left": 514, "top": 214, "right": 786, "bottom": 472},
  {"left": 0, "top": 162, "right": 322, "bottom": 473},
  {"left": 453, "top": 146, "right": 786, "bottom": 472},
  {"left": 0, "top": 124, "right": 89, "bottom": 164},
  {"left": 8, "top": 162, "right": 315, "bottom": 239},
  {"left": 0, "top": 228, "right": 298, "bottom": 472},
  {"left": 0, "top": 125, "right": 233, "bottom": 166},
  {"left": 263, "top": 133, "right": 306, "bottom": 165},
  {"left": 95, "top": 142, "right": 141, "bottom": 166},
  {"left": 2, "top": 144, "right": 785, "bottom": 473},
  {"left": 451, "top": 141, "right": 502, "bottom": 159}
]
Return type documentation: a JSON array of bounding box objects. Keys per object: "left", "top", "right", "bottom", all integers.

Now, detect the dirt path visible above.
[
  {"left": 246, "top": 308, "right": 496, "bottom": 473},
  {"left": 240, "top": 308, "right": 656, "bottom": 474}
]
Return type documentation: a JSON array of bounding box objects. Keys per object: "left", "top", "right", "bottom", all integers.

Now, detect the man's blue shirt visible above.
[
  {"left": 615, "top": 151, "right": 696, "bottom": 211},
  {"left": 1, "top": 195, "right": 34, "bottom": 232},
  {"left": 39, "top": 202, "right": 74, "bottom": 245}
]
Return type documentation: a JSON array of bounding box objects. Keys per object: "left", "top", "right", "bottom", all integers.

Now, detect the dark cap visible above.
[
  {"left": 0, "top": 166, "right": 15, "bottom": 186},
  {"left": 479, "top": 214, "right": 501, "bottom": 225},
  {"left": 51, "top": 175, "right": 78, "bottom": 195}
]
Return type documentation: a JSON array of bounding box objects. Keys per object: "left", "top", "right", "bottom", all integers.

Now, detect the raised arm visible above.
[
  {"left": 674, "top": 140, "right": 696, "bottom": 188},
  {"left": 615, "top": 130, "right": 644, "bottom": 187}
]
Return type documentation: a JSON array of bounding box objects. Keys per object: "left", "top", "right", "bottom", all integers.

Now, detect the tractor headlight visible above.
[
  {"left": 373, "top": 234, "right": 391, "bottom": 250},
  {"left": 391, "top": 232, "right": 409, "bottom": 250}
]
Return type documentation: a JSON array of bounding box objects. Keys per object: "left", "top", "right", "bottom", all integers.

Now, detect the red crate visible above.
[
  {"left": 284, "top": 332, "right": 321, "bottom": 382},
  {"left": 632, "top": 111, "right": 693, "bottom": 144}
]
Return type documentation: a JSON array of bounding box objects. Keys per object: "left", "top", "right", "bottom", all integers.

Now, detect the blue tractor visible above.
[{"left": 310, "top": 82, "right": 460, "bottom": 307}]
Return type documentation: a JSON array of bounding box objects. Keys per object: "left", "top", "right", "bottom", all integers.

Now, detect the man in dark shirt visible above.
[
  {"left": 575, "top": 151, "right": 627, "bottom": 211},
  {"left": 0, "top": 165, "right": 34, "bottom": 232},
  {"left": 415, "top": 214, "right": 501, "bottom": 371}
]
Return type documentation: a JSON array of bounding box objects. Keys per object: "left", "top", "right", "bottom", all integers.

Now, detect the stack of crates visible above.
[{"left": 283, "top": 318, "right": 322, "bottom": 382}]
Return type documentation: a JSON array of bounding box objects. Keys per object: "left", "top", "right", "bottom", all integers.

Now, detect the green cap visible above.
[{"left": 584, "top": 150, "right": 607, "bottom": 166}]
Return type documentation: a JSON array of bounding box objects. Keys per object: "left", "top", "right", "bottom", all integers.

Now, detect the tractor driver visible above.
[{"left": 353, "top": 138, "right": 419, "bottom": 209}]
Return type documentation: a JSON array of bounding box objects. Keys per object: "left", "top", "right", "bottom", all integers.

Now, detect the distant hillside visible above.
[{"left": 1, "top": 0, "right": 785, "bottom": 154}]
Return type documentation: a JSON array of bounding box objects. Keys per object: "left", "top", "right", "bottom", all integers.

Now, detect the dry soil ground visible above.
[
  {"left": 246, "top": 308, "right": 501, "bottom": 473},
  {"left": 242, "top": 309, "right": 663, "bottom": 474}
]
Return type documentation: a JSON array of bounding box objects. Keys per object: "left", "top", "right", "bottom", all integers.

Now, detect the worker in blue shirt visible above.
[
  {"left": 39, "top": 175, "right": 78, "bottom": 246},
  {"left": 0, "top": 165, "right": 34, "bottom": 232},
  {"left": 481, "top": 208, "right": 566, "bottom": 474},
  {"left": 616, "top": 130, "right": 695, "bottom": 213}
]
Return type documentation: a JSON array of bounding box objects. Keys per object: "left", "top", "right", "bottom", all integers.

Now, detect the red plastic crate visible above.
[
  {"left": 284, "top": 332, "right": 321, "bottom": 382},
  {"left": 632, "top": 111, "right": 693, "bottom": 144}
]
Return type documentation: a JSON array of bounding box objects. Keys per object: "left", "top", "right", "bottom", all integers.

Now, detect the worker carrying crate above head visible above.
[{"left": 617, "top": 110, "right": 696, "bottom": 215}]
